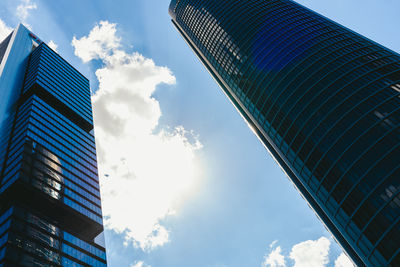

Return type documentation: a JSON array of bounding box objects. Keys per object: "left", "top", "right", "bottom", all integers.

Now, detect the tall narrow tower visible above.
[
  {"left": 169, "top": 1, "right": 400, "bottom": 266},
  {"left": 0, "top": 25, "right": 107, "bottom": 266}
]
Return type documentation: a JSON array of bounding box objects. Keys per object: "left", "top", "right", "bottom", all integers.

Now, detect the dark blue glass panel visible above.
[{"left": 170, "top": 0, "right": 400, "bottom": 265}]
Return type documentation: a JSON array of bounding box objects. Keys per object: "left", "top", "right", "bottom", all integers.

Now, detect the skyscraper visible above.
[
  {"left": 0, "top": 24, "right": 107, "bottom": 266},
  {"left": 169, "top": 0, "right": 400, "bottom": 266}
]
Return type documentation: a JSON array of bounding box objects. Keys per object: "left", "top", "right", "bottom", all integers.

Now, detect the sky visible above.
[{"left": 0, "top": 0, "right": 399, "bottom": 266}]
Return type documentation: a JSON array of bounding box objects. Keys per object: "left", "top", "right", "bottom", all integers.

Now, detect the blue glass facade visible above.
[
  {"left": 169, "top": 0, "right": 400, "bottom": 266},
  {"left": 0, "top": 25, "right": 106, "bottom": 266},
  {"left": 22, "top": 44, "right": 93, "bottom": 131},
  {"left": 0, "top": 25, "right": 34, "bottom": 184},
  {"left": 0, "top": 207, "right": 106, "bottom": 266},
  {"left": 0, "top": 33, "right": 12, "bottom": 66}
]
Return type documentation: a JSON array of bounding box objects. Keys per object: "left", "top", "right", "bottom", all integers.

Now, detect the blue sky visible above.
[{"left": 1, "top": 0, "right": 399, "bottom": 266}]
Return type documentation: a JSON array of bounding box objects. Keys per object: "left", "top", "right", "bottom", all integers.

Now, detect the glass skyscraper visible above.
[
  {"left": 0, "top": 24, "right": 107, "bottom": 266},
  {"left": 169, "top": 0, "right": 400, "bottom": 266}
]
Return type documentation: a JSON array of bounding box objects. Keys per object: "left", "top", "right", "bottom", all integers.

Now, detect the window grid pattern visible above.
[
  {"left": 0, "top": 207, "right": 106, "bottom": 266},
  {"left": 1, "top": 95, "right": 102, "bottom": 224},
  {"left": 171, "top": 0, "right": 400, "bottom": 265},
  {"left": 22, "top": 43, "right": 93, "bottom": 127},
  {"left": 0, "top": 27, "right": 106, "bottom": 266}
]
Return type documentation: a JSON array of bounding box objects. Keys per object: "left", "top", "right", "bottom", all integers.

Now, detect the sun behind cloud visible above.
[{"left": 72, "top": 21, "right": 203, "bottom": 251}]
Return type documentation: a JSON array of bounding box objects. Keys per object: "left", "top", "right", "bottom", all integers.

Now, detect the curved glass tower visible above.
[{"left": 169, "top": 0, "right": 400, "bottom": 266}]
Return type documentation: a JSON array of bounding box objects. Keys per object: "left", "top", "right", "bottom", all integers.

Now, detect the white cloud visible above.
[
  {"left": 262, "top": 241, "right": 286, "bottom": 267},
  {"left": 72, "top": 21, "right": 202, "bottom": 251},
  {"left": 289, "top": 237, "right": 331, "bottom": 267},
  {"left": 16, "top": 0, "right": 37, "bottom": 22},
  {"left": 48, "top": 40, "right": 58, "bottom": 52},
  {"left": 72, "top": 21, "right": 120, "bottom": 63},
  {"left": 131, "top": 261, "right": 151, "bottom": 267},
  {"left": 334, "top": 253, "right": 354, "bottom": 267},
  {"left": 261, "top": 238, "right": 353, "bottom": 267},
  {"left": 0, "top": 19, "right": 12, "bottom": 41},
  {"left": 270, "top": 240, "right": 278, "bottom": 248}
]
